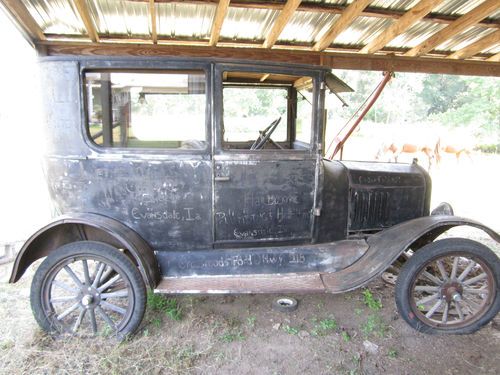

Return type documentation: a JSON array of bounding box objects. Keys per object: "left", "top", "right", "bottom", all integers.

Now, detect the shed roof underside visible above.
[{"left": 2, "top": 0, "right": 499, "bottom": 76}]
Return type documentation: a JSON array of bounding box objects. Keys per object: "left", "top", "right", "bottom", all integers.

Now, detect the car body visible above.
[{"left": 10, "top": 56, "right": 500, "bottom": 337}]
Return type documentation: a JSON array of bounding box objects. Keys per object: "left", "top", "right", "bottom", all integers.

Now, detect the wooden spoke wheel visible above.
[
  {"left": 395, "top": 238, "right": 499, "bottom": 334},
  {"left": 31, "top": 241, "right": 146, "bottom": 339}
]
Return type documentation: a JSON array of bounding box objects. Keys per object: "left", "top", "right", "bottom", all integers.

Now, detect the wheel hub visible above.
[
  {"left": 81, "top": 294, "right": 94, "bottom": 306},
  {"left": 80, "top": 287, "right": 101, "bottom": 308},
  {"left": 440, "top": 282, "right": 463, "bottom": 303}
]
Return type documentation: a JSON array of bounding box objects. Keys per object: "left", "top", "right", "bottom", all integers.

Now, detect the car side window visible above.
[
  {"left": 221, "top": 71, "right": 314, "bottom": 151},
  {"left": 84, "top": 71, "right": 207, "bottom": 150}
]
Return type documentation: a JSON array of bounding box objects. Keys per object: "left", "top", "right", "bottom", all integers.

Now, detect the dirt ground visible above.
[{"left": 0, "top": 151, "right": 499, "bottom": 375}]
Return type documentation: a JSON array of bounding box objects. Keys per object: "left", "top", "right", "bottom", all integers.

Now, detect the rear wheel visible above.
[
  {"left": 31, "top": 241, "right": 146, "bottom": 339},
  {"left": 395, "top": 238, "right": 500, "bottom": 334}
]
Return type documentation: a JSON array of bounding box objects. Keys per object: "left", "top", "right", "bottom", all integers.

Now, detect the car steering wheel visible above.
[{"left": 250, "top": 117, "right": 282, "bottom": 150}]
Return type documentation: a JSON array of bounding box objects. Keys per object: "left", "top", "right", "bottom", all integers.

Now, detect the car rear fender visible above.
[{"left": 9, "top": 213, "right": 161, "bottom": 288}]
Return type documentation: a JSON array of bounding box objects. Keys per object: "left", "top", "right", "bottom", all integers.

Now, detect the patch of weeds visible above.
[
  {"left": 147, "top": 292, "right": 182, "bottom": 321},
  {"left": 362, "top": 289, "right": 382, "bottom": 311},
  {"left": 354, "top": 308, "right": 363, "bottom": 316},
  {"left": 361, "top": 315, "right": 387, "bottom": 338},
  {"left": 151, "top": 317, "right": 162, "bottom": 328},
  {"left": 316, "top": 301, "right": 325, "bottom": 310},
  {"left": 0, "top": 340, "right": 14, "bottom": 350},
  {"left": 282, "top": 325, "right": 299, "bottom": 335},
  {"left": 388, "top": 349, "right": 398, "bottom": 358},
  {"left": 341, "top": 331, "right": 351, "bottom": 342},
  {"left": 100, "top": 325, "right": 114, "bottom": 337},
  {"left": 352, "top": 353, "right": 361, "bottom": 366},
  {"left": 246, "top": 316, "right": 256, "bottom": 328},
  {"left": 220, "top": 330, "right": 245, "bottom": 343},
  {"left": 165, "top": 344, "right": 201, "bottom": 372},
  {"left": 312, "top": 317, "right": 337, "bottom": 336}
]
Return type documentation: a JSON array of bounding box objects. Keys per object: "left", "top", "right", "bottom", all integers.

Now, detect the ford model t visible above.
[{"left": 9, "top": 56, "right": 499, "bottom": 338}]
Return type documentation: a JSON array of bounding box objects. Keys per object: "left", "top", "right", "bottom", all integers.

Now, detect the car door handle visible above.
[{"left": 214, "top": 176, "right": 230, "bottom": 182}]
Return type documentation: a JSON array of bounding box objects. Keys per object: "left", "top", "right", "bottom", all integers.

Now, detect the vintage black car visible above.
[{"left": 9, "top": 56, "right": 499, "bottom": 339}]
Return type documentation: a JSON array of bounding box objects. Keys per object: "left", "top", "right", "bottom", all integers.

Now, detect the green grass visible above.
[
  {"left": 361, "top": 315, "right": 387, "bottom": 338},
  {"left": 341, "top": 331, "right": 351, "bottom": 342},
  {"left": 246, "top": 316, "right": 256, "bottom": 328},
  {"left": 220, "top": 330, "right": 245, "bottom": 343},
  {"left": 388, "top": 349, "right": 398, "bottom": 358},
  {"left": 282, "top": 325, "right": 299, "bottom": 335},
  {"left": 311, "top": 317, "right": 337, "bottom": 336},
  {"left": 147, "top": 292, "right": 182, "bottom": 321},
  {"left": 362, "top": 289, "right": 382, "bottom": 311}
]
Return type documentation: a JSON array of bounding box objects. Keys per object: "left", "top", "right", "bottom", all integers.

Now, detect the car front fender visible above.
[{"left": 321, "top": 215, "right": 499, "bottom": 293}]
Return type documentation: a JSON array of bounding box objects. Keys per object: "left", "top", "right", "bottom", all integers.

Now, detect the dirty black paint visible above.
[
  {"left": 157, "top": 239, "right": 368, "bottom": 277},
  {"left": 21, "top": 56, "right": 437, "bottom": 283}
]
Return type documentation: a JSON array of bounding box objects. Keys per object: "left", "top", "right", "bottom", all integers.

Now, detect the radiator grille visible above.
[{"left": 349, "top": 190, "right": 391, "bottom": 231}]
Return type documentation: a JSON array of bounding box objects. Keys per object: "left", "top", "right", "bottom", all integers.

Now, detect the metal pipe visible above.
[{"left": 329, "top": 71, "right": 393, "bottom": 159}]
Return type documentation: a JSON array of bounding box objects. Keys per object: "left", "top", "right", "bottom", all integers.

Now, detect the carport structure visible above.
[{"left": 1, "top": 0, "right": 499, "bottom": 76}]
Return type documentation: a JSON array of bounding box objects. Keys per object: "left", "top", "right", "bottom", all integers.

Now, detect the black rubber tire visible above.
[
  {"left": 272, "top": 297, "right": 298, "bottom": 312},
  {"left": 395, "top": 238, "right": 500, "bottom": 334},
  {"left": 31, "top": 241, "right": 146, "bottom": 339}
]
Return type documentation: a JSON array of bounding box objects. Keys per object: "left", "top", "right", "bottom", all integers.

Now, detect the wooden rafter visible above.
[
  {"left": 149, "top": 0, "right": 157, "bottom": 44},
  {"left": 405, "top": 0, "right": 499, "bottom": 57},
  {"left": 260, "top": 73, "right": 270, "bottom": 82},
  {"left": 360, "top": 0, "right": 445, "bottom": 54},
  {"left": 209, "top": 0, "right": 230, "bottom": 46},
  {"left": 0, "top": 0, "right": 45, "bottom": 41},
  {"left": 74, "top": 0, "right": 99, "bottom": 42},
  {"left": 313, "top": 0, "right": 372, "bottom": 52},
  {"left": 263, "top": 0, "right": 302, "bottom": 49},
  {"left": 486, "top": 52, "right": 500, "bottom": 62},
  {"left": 448, "top": 30, "right": 500, "bottom": 60}
]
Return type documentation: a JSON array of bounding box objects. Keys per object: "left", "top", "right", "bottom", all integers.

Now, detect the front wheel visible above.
[
  {"left": 395, "top": 238, "right": 500, "bottom": 334},
  {"left": 30, "top": 241, "right": 146, "bottom": 339}
]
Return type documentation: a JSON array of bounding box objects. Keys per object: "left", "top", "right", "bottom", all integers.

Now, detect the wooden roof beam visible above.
[
  {"left": 360, "top": 0, "right": 445, "bottom": 54},
  {"left": 405, "top": 0, "right": 499, "bottom": 57},
  {"left": 448, "top": 30, "right": 500, "bottom": 60},
  {"left": 149, "top": 0, "right": 157, "bottom": 44},
  {"left": 0, "top": 0, "right": 45, "bottom": 41},
  {"left": 74, "top": 0, "right": 99, "bottom": 42},
  {"left": 41, "top": 41, "right": 500, "bottom": 77},
  {"left": 263, "top": 0, "right": 302, "bottom": 49},
  {"left": 486, "top": 52, "right": 500, "bottom": 62},
  {"left": 209, "top": 0, "right": 230, "bottom": 46},
  {"left": 313, "top": 0, "right": 372, "bottom": 52}
]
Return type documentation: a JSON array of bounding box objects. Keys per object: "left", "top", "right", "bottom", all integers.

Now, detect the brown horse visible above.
[
  {"left": 434, "top": 138, "right": 473, "bottom": 164},
  {"left": 375, "top": 142, "right": 436, "bottom": 170}
]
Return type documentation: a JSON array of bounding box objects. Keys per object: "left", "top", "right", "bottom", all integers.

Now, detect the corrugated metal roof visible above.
[
  {"left": 6, "top": 0, "right": 500, "bottom": 61},
  {"left": 157, "top": 2, "right": 215, "bottom": 39},
  {"left": 280, "top": 11, "right": 338, "bottom": 44},
  {"left": 387, "top": 21, "right": 447, "bottom": 49},
  {"left": 436, "top": 26, "right": 497, "bottom": 51},
  {"left": 335, "top": 16, "right": 394, "bottom": 47},
  {"left": 87, "top": 0, "right": 150, "bottom": 37},
  {"left": 220, "top": 7, "right": 279, "bottom": 42},
  {"left": 22, "top": 0, "right": 85, "bottom": 35}
]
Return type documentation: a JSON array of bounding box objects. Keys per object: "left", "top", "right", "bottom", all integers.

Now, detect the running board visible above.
[{"left": 155, "top": 273, "right": 327, "bottom": 294}]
